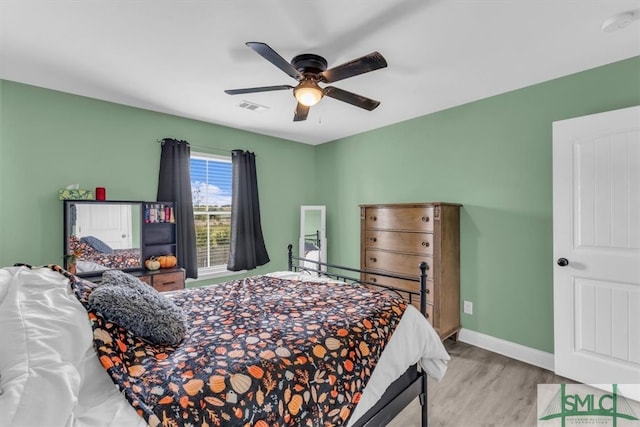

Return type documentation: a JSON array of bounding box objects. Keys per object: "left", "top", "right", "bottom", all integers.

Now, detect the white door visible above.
[
  {"left": 553, "top": 106, "right": 640, "bottom": 399},
  {"left": 76, "top": 203, "right": 133, "bottom": 249}
]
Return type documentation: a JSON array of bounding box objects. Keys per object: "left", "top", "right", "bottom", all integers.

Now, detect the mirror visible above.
[
  {"left": 64, "top": 201, "right": 143, "bottom": 275},
  {"left": 299, "top": 205, "right": 327, "bottom": 275}
]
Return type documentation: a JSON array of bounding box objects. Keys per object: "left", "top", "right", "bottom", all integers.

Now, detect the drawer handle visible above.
[
  {"left": 426, "top": 313, "right": 429, "bottom": 319},
  {"left": 421, "top": 241, "right": 430, "bottom": 247},
  {"left": 369, "top": 257, "right": 377, "bottom": 263},
  {"left": 371, "top": 277, "right": 377, "bottom": 283},
  {"left": 370, "top": 216, "right": 377, "bottom": 221},
  {"left": 161, "top": 282, "right": 176, "bottom": 286},
  {"left": 421, "top": 216, "right": 430, "bottom": 222},
  {"left": 369, "top": 237, "right": 377, "bottom": 242},
  {"left": 426, "top": 289, "right": 430, "bottom": 294}
]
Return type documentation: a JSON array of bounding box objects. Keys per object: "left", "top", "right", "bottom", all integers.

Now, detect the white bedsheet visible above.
[{"left": 0, "top": 267, "right": 449, "bottom": 427}]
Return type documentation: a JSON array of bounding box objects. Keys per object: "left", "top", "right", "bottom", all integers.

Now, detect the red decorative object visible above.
[{"left": 96, "top": 187, "right": 106, "bottom": 200}]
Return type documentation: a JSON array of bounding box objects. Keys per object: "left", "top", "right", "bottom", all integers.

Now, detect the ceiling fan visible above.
[{"left": 225, "top": 42, "right": 387, "bottom": 122}]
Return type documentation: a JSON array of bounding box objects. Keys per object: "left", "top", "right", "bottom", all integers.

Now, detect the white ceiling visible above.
[{"left": 1, "top": 1, "right": 639, "bottom": 145}]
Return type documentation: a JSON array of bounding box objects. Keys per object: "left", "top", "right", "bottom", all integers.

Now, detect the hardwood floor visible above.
[{"left": 388, "top": 340, "right": 576, "bottom": 427}]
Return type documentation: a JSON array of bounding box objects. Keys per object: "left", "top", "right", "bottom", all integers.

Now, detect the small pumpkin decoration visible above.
[
  {"left": 157, "top": 254, "right": 177, "bottom": 269},
  {"left": 145, "top": 257, "right": 161, "bottom": 271}
]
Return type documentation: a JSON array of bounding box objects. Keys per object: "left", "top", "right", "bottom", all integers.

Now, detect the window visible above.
[{"left": 190, "top": 153, "right": 232, "bottom": 275}]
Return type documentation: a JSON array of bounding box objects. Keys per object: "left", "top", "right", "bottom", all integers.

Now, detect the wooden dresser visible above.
[
  {"left": 360, "top": 202, "right": 461, "bottom": 340},
  {"left": 83, "top": 267, "right": 185, "bottom": 292},
  {"left": 137, "top": 268, "right": 186, "bottom": 292}
]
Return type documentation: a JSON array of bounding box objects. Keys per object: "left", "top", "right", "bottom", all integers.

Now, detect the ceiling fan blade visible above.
[
  {"left": 224, "top": 85, "right": 294, "bottom": 95},
  {"left": 293, "top": 103, "right": 310, "bottom": 122},
  {"left": 320, "top": 52, "right": 387, "bottom": 83},
  {"left": 323, "top": 86, "right": 380, "bottom": 111},
  {"left": 246, "top": 42, "right": 304, "bottom": 81}
]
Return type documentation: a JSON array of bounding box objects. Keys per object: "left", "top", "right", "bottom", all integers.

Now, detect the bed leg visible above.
[{"left": 420, "top": 372, "right": 428, "bottom": 427}]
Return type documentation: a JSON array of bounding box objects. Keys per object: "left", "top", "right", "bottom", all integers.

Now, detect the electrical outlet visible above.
[{"left": 464, "top": 300, "right": 473, "bottom": 315}]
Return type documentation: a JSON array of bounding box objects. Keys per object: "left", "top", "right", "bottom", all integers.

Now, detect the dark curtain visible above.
[
  {"left": 157, "top": 138, "right": 198, "bottom": 279},
  {"left": 227, "top": 150, "right": 270, "bottom": 271}
]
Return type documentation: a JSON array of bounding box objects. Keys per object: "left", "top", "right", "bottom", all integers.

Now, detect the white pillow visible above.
[
  {"left": 0, "top": 267, "right": 12, "bottom": 306},
  {"left": 0, "top": 267, "right": 87, "bottom": 425},
  {"left": 76, "top": 260, "right": 109, "bottom": 273},
  {"left": 0, "top": 266, "right": 145, "bottom": 427}
]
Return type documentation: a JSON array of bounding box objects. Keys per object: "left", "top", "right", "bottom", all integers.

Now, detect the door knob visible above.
[{"left": 557, "top": 258, "right": 569, "bottom": 267}]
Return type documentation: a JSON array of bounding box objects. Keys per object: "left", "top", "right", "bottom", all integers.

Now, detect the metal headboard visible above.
[{"left": 287, "top": 244, "right": 429, "bottom": 317}]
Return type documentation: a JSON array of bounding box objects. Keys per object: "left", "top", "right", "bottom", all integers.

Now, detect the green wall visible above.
[
  {"left": 0, "top": 80, "right": 316, "bottom": 284},
  {"left": 1, "top": 56, "right": 638, "bottom": 354},
  {"left": 315, "top": 56, "right": 640, "bottom": 353}
]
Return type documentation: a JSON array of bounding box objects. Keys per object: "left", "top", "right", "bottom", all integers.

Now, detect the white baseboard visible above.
[{"left": 458, "top": 328, "right": 555, "bottom": 372}]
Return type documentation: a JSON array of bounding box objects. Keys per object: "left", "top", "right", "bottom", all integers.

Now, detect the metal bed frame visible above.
[
  {"left": 287, "top": 244, "right": 430, "bottom": 427},
  {"left": 303, "top": 230, "right": 321, "bottom": 249}
]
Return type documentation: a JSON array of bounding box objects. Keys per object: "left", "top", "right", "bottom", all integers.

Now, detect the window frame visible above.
[{"left": 189, "top": 151, "right": 240, "bottom": 281}]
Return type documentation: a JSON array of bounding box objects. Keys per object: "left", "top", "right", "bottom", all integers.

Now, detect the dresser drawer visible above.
[
  {"left": 425, "top": 303, "right": 434, "bottom": 324},
  {"left": 364, "top": 206, "right": 434, "bottom": 232},
  {"left": 408, "top": 300, "right": 433, "bottom": 324},
  {"left": 363, "top": 248, "right": 432, "bottom": 276},
  {"left": 364, "top": 230, "right": 433, "bottom": 255},
  {"left": 152, "top": 271, "right": 185, "bottom": 292},
  {"left": 366, "top": 282, "right": 433, "bottom": 321},
  {"left": 364, "top": 273, "right": 434, "bottom": 304},
  {"left": 137, "top": 275, "right": 152, "bottom": 286}
]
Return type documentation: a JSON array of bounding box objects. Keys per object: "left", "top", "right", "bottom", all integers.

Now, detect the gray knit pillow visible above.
[{"left": 88, "top": 270, "right": 186, "bottom": 345}]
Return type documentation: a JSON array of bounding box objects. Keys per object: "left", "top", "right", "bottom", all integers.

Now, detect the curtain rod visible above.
[{"left": 156, "top": 139, "right": 231, "bottom": 155}]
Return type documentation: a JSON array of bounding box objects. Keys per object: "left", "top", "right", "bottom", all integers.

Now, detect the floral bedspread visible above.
[
  {"left": 71, "top": 273, "right": 407, "bottom": 427},
  {"left": 68, "top": 235, "right": 141, "bottom": 269},
  {"left": 82, "top": 248, "right": 141, "bottom": 269}
]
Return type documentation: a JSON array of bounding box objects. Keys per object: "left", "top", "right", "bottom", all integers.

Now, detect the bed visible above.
[
  {"left": 301, "top": 231, "right": 323, "bottom": 274},
  {"left": 68, "top": 235, "right": 142, "bottom": 272},
  {"left": 0, "top": 248, "right": 449, "bottom": 427},
  {"left": 303, "top": 231, "right": 321, "bottom": 255}
]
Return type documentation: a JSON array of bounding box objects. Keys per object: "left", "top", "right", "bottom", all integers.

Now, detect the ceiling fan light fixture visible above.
[
  {"left": 294, "top": 80, "right": 324, "bottom": 107},
  {"left": 226, "top": 43, "right": 386, "bottom": 121}
]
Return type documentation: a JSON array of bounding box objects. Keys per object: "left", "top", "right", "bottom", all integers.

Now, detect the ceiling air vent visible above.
[{"left": 238, "top": 100, "right": 269, "bottom": 112}]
